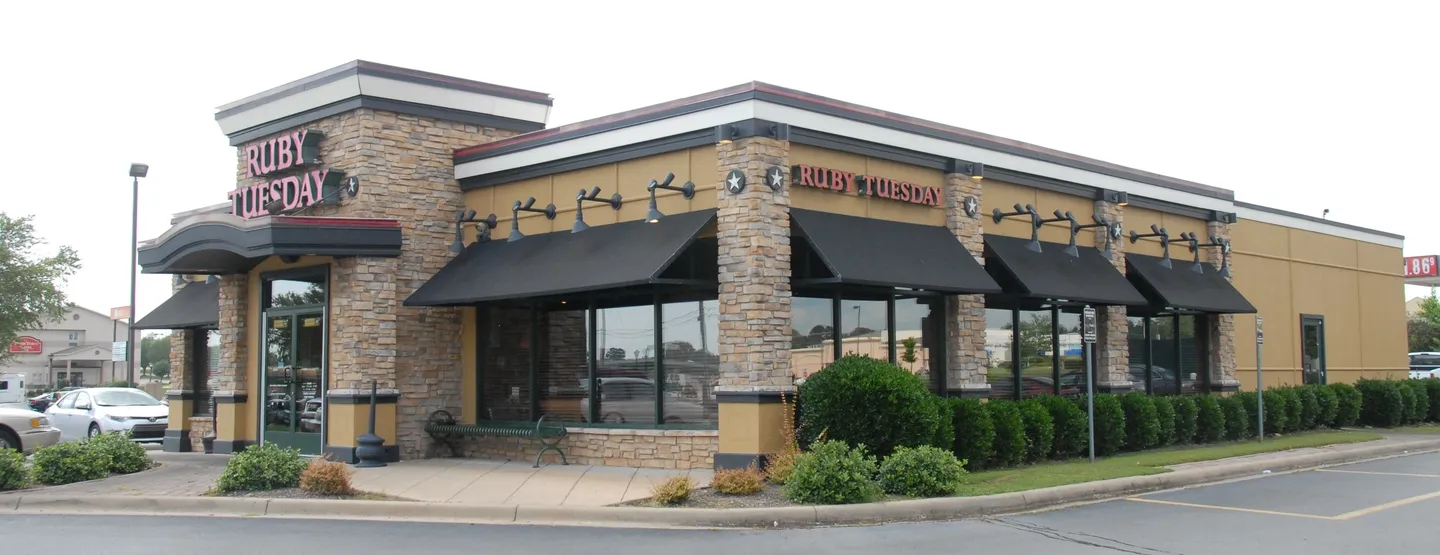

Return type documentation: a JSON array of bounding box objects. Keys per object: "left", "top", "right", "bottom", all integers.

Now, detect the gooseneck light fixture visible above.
[
  {"left": 1178, "top": 232, "right": 1205, "bottom": 273},
  {"left": 509, "top": 197, "right": 557, "bottom": 242},
  {"left": 645, "top": 172, "right": 696, "bottom": 223},
  {"left": 1073, "top": 213, "right": 1123, "bottom": 259},
  {"left": 450, "top": 209, "right": 498, "bottom": 254},
  {"left": 1129, "top": 224, "right": 1173, "bottom": 269},
  {"left": 993, "top": 203, "right": 1043, "bottom": 252},
  {"left": 1035, "top": 209, "right": 1076, "bottom": 256},
  {"left": 572, "top": 186, "right": 623, "bottom": 233},
  {"left": 1192, "top": 235, "right": 1234, "bottom": 278}
]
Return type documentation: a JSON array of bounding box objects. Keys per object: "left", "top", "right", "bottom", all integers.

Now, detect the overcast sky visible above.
[{"left": 2, "top": 1, "right": 1434, "bottom": 326}]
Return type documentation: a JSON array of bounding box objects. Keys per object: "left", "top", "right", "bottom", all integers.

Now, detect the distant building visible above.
[
  {"left": 1408, "top": 296, "right": 1434, "bottom": 318},
  {"left": 2, "top": 306, "right": 133, "bottom": 388}
]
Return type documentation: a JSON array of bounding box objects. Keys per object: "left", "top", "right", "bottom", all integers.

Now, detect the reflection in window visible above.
[
  {"left": 192, "top": 329, "right": 220, "bottom": 416},
  {"left": 791, "top": 296, "right": 835, "bottom": 379},
  {"left": 985, "top": 309, "right": 1015, "bottom": 399},
  {"left": 1017, "top": 310, "right": 1054, "bottom": 398},
  {"left": 1151, "top": 316, "right": 1179, "bottom": 395},
  {"left": 891, "top": 297, "right": 932, "bottom": 376},
  {"left": 841, "top": 298, "right": 887, "bottom": 361},
  {"left": 481, "top": 307, "right": 533, "bottom": 421},
  {"left": 1126, "top": 317, "right": 1148, "bottom": 394},
  {"left": 594, "top": 304, "right": 655, "bottom": 425},
  {"left": 1180, "top": 315, "right": 1202, "bottom": 393},
  {"left": 1056, "top": 312, "right": 1083, "bottom": 396},
  {"left": 660, "top": 300, "right": 719, "bottom": 426},
  {"left": 537, "top": 309, "right": 589, "bottom": 424},
  {"left": 269, "top": 278, "right": 325, "bottom": 308}
]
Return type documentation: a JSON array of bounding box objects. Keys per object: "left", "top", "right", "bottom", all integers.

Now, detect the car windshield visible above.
[{"left": 93, "top": 390, "right": 161, "bottom": 407}]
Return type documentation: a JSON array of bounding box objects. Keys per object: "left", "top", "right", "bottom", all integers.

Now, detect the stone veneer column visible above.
[
  {"left": 162, "top": 314, "right": 194, "bottom": 452},
  {"left": 713, "top": 135, "right": 792, "bottom": 470},
  {"left": 943, "top": 172, "right": 990, "bottom": 397},
  {"left": 1093, "top": 200, "right": 1133, "bottom": 392},
  {"left": 212, "top": 273, "right": 250, "bottom": 454},
  {"left": 1206, "top": 221, "right": 1240, "bottom": 392}
]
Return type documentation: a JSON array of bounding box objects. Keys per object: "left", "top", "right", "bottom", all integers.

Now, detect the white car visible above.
[
  {"left": 1411, "top": 352, "right": 1440, "bottom": 380},
  {"left": 44, "top": 388, "right": 168, "bottom": 443},
  {"left": 0, "top": 404, "right": 61, "bottom": 454}
]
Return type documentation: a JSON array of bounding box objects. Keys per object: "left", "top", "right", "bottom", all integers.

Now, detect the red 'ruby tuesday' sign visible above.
[
  {"left": 792, "top": 165, "right": 943, "bottom": 207},
  {"left": 1405, "top": 255, "right": 1438, "bottom": 278},
  {"left": 228, "top": 129, "right": 347, "bottom": 219},
  {"left": 8, "top": 336, "right": 42, "bottom": 354}
]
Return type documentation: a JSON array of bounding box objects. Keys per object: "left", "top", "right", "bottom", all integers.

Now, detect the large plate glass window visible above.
[{"left": 259, "top": 268, "right": 327, "bottom": 455}]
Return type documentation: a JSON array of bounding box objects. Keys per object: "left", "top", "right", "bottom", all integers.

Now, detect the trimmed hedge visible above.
[
  {"left": 1312, "top": 385, "right": 1340, "bottom": 429},
  {"left": 1294, "top": 386, "right": 1320, "bottom": 431},
  {"left": 797, "top": 355, "right": 941, "bottom": 456},
  {"left": 1151, "top": 396, "right": 1177, "bottom": 447},
  {"left": 1088, "top": 394, "right": 1127, "bottom": 456},
  {"left": 987, "top": 400, "right": 1028, "bottom": 468},
  {"left": 950, "top": 398, "right": 995, "bottom": 470},
  {"left": 1195, "top": 396, "right": 1227, "bottom": 443},
  {"left": 1261, "top": 390, "right": 1288, "bottom": 435},
  {"left": 1277, "top": 388, "right": 1303, "bottom": 433},
  {"left": 1219, "top": 395, "right": 1251, "bottom": 440},
  {"left": 1401, "top": 380, "right": 1429, "bottom": 425},
  {"left": 1015, "top": 399, "right": 1055, "bottom": 463},
  {"left": 1040, "top": 395, "right": 1088, "bottom": 459},
  {"left": 931, "top": 397, "right": 958, "bottom": 454},
  {"left": 1424, "top": 379, "right": 1440, "bottom": 422},
  {"left": 1171, "top": 395, "right": 1199, "bottom": 445},
  {"left": 1397, "top": 382, "right": 1419, "bottom": 425},
  {"left": 1329, "top": 382, "right": 1363, "bottom": 427},
  {"left": 1355, "top": 379, "right": 1404, "bottom": 428},
  {"left": 1119, "top": 393, "right": 1160, "bottom": 451}
]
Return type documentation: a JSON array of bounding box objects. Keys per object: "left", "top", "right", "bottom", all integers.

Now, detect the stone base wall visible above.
[
  {"left": 453, "top": 428, "right": 718, "bottom": 470},
  {"left": 188, "top": 417, "right": 214, "bottom": 452}
]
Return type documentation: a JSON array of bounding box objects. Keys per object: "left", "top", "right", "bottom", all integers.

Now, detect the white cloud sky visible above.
[{"left": 1, "top": 0, "right": 1434, "bottom": 325}]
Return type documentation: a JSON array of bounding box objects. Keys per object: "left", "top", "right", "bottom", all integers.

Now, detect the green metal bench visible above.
[{"left": 424, "top": 409, "right": 569, "bottom": 468}]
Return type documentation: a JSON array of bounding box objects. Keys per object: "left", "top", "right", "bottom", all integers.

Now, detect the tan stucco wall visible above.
[
  {"left": 1229, "top": 220, "right": 1407, "bottom": 387},
  {"left": 1122, "top": 206, "right": 1208, "bottom": 259},
  {"left": 787, "top": 144, "right": 945, "bottom": 225},
  {"left": 984, "top": 180, "right": 1099, "bottom": 246},
  {"left": 463, "top": 147, "right": 719, "bottom": 236}
]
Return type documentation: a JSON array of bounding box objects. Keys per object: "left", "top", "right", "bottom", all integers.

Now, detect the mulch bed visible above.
[
  {"left": 617, "top": 483, "right": 905, "bottom": 509},
  {"left": 220, "top": 488, "right": 412, "bottom": 501}
]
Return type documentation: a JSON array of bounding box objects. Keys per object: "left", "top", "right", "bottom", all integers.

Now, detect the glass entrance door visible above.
[
  {"left": 262, "top": 311, "right": 325, "bottom": 454},
  {"left": 1301, "top": 315, "right": 1326, "bottom": 385}
]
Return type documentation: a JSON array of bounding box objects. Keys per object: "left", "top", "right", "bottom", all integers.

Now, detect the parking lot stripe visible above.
[
  {"left": 1315, "top": 469, "right": 1440, "bottom": 479},
  {"left": 1123, "top": 498, "right": 1335, "bottom": 520},
  {"left": 1331, "top": 490, "right": 1440, "bottom": 520}
]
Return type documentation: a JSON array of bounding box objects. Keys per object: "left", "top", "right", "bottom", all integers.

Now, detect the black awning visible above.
[
  {"left": 789, "top": 208, "right": 1001, "bottom": 294},
  {"left": 983, "top": 235, "right": 1147, "bottom": 306},
  {"left": 132, "top": 281, "right": 220, "bottom": 330},
  {"left": 1126, "top": 253, "right": 1257, "bottom": 314},
  {"left": 405, "top": 209, "right": 717, "bottom": 306},
  {"left": 138, "top": 215, "right": 403, "bottom": 275}
]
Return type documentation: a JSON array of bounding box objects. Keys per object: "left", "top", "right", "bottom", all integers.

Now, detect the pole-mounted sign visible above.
[
  {"left": 1256, "top": 316, "right": 1264, "bottom": 442},
  {"left": 1082, "top": 305, "right": 1098, "bottom": 463}
]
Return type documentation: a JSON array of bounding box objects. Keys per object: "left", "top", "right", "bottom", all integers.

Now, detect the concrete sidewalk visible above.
[{"left": 350, "top": 459, "right": 714, "bottom": 507}]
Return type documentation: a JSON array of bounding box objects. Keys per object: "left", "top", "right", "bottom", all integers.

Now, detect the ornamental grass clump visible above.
[
  {"left": 298, "top": 455, "right": 354, "bottom": 496},
  {"left": 650, "top": 475, "right": 695, "bottom": 505},
  {"left": 711, "top": 464, "right": 764, "bottom": 496},
  {"left": 764, "top": 391, "right": 802, "bottom": 485}
]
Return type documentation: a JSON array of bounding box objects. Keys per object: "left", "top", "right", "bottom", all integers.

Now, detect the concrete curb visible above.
[{"left": 10, "top": 437, "right": 1440, "bottom": 528}]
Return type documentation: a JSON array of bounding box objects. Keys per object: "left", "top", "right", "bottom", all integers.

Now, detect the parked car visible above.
[
  {"left": 1410, "top": 352, "right": 1440, "bottom": 379},
  {"left": 44, "top": 388, "right": 168, "bottom": 443},
  {"left": 27, "top": 388, "right": 77, "bottom": 413},
  {"left": 0, "top": 404, "right": 62, "bottom": 454}
]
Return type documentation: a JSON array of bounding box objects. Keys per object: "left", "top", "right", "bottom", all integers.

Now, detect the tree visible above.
[
  {"left": 604, "top": 347, "right": 627, "bottom": 361},
  {"left": 140, "top": 334, "right": 172, "bottom": 379},
  {"left": 1411, "top": 295, "right": 1440, "bottom": 352},
  {"left": 0, "top": 214, "right": 81, "bottom": 364}
]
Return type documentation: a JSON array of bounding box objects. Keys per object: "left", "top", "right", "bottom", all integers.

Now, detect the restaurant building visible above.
[{"left": 135, "top": 61, "right": 1409, "bottom": 469}]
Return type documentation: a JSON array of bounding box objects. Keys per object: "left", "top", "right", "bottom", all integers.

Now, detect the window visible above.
[
  {"left": 74, "top": 392, "right": 92, "bottom": 409},
  {"left": 57, "top": 392, "right": 77, "bottom": 409},
  {"left": 1126, "top": 314, "right": 1210, "bottom": 396},
  {"left": 479, "top": 307, "right": 533, "bottom": 421},
  {"left": 1127, "top": 317, "right": 1150, "bottom": 393},
  {"left": 1017, "top": 310, "right": 1054, "bottom": 398},
  {"left": 192, "top": 329, "right": 219, "bottom": 416},
  {"left": 594, "top": 303, "right": 655, "bottom": 425},
  {"left": 537, "top": 308, "right": 590, "bottom": 424},
  {"left": 0, "top": 382, "right": 7, "bottom": 390},
  {"left": 1179, "top": 315, "right": 1203, "bottom": 393},
  {"left": 659, "top": 299, "right": 719, "bottom": 427},
  {"left": 985, "top": 309, "right": 1016, "bottom": 399},
  {"left": 792, "top": 296, "right": 836, "bottom": 379}
]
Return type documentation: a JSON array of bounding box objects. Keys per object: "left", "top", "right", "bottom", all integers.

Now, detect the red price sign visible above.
[{"left": 1405, "top": 255, "right": 1438, "bottom": 278}]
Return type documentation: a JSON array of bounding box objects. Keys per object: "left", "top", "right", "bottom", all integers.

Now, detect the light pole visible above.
[{"left": 127, "top": 163, "right": 148, "bottom": 386}]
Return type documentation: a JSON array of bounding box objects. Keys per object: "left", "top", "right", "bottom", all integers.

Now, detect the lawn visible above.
[
  {"left": 953, "top": 430, "right": 1382, "bottom": 497},
  {"left": 1382, "top": 424, "right": 1440, "bottom": 434}
]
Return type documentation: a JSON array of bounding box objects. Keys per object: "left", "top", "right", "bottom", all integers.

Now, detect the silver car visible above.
[
  {"left": 0, "top": 404, "right": 62, "bottom": 454},
  {"left": 44, "top": 388, "right": 168, "bottom": 443}
]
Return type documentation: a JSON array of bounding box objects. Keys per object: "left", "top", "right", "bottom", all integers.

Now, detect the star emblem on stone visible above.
[
  {"left": 767, "top": 167, "right": 785, "bottom": 191},
  {"left": 725, "top": 170, "right": 746, "bottom": 194},
  {"left": 963, "top": 196, "right": 979, "bottom": 217}
]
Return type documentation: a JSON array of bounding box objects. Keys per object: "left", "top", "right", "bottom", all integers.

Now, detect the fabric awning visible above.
[
  {"left": 132, "top": 281, "right": 220, "bottom": 330},
  {"left": 983, "top": 235, "right": 1147, "bottom": 306},
  {"left": 1126, "top": 253, "right": 1257, "bottom": 314},
  {"left": 789, "top": 208, "right": 1001, "bottom": 294},
  {"left": 405, "top": 209, "right": 717, "bottom": 306}
]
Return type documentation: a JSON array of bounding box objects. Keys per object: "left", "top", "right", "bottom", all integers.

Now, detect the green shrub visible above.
[
  {"left": 797, "top": 355, "right": 940, "bottom": 457},
  {"left": 1277, "top": 388, "right": 1303, "bottom": 433},
  {"left": 783, "top": 440, "right": 883, "bottom": 505},
  {"left": 987, "top": 400, "right": 1027, "bottom": 468},
  {"left": 1015, "top": 400, "right": 1055, "bottom": 463},
  {"left": 931, "top": 397, "right": 958, "bottom": 451},
  {"left": 1397, "top": 382, "right": 1419, "bottom": 425},
  {"left": 1195, "top": 396, "right": 1227, "bottom": 443},
  {"left": 1294, "top": 386, "right": 1320, "bottom": 430},
  {"left": 1329, "top": 382, "right": 1363, "bottom": 427},
  {"left": 1087, "top": 394, "right": 1127, "bottom": 456},
  {"left": 1424, "top": 379, "right": 1440, "bottom": 422},
  {"left": 878, "top": 445, "right": 968, "bottom": 498},
  {"left": 1151, "top": 396, "right": 1177, "bottom": 447},
  {"left": 1118, "top": 392, "right": 1160, "bottom": 451},
  {"left": 88, "top": 432, "right": 152, "bottom": 474},
  {"left": 1402, "top": 380, "right": 1430, "bottom": 425},
  {"left": 1039, "top": 395, "right": 1087, "bottom": 459},
  {"left": 1312, "top": 385, "right": 1340, "bottom": 429},
  {"left": 1355, "top": 379, "right": 1404, "bottom": 428},
  {"left": 1219, "top": 395, "right": 1251, "bottom": 439},
  {"left": 1171, "top": 395, "right": 1199, "bottom": 445},
  {"left": 215, "top": 443, "right": 309, "bottom": 492},
  {"left": 1261, "top": 390, "right": 1289, "bottom": 435},
  {"left": 950, "top": 398, "right": 995, "bottom": 470},
  {"left": 32, "top": 441, "right": 110, "bottom": 485},
  {"left": 0, "top": 448, "right": 27, "bottom": 491}
]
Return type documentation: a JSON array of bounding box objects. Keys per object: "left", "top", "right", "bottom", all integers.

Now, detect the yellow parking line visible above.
[
  {"left": 1123, "top": 497, "right": 1335, "bottom": 520},
  {"left": 1315, "top": 469, "right": 1440, "bottom": 479},
  {"left": 1332, "top": 490, "right": 1440, "bottom": 520}
]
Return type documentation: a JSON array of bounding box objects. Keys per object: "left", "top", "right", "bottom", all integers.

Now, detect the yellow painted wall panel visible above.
[
  {"left": 1122, "top": 206, "right": 1166, "bottom": 257},
  {"left": 1358, "top": 273, "right": 1409, "bottom": 371},
  {"left": 1231, "top": 220, "right": 1290, "bottom": 259},
  {"left": 1232, "top": 253, "right": 1294, "bottom": 372},
  {"left": 1288, "top": 228, "right": 1359, "bottom": 268},
  {"left": 1357, "top": 242, "right": 1402, "bottom": 275}
]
